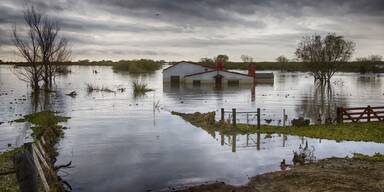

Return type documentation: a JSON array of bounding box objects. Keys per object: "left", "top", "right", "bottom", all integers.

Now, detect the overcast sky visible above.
[{"left": 0, "top": 0, "right": 383, "bottom": 62}]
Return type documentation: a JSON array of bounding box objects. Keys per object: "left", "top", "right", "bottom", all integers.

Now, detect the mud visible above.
[{"left": 178, "top": 158, "right": 384, "bottom": 192}]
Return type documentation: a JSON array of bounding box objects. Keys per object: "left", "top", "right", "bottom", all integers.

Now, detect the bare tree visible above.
[
  {"left": 276, "top": 55, "right": 289, "bottom": 63},
  {"left": 240, "top": 54, "right": 254, "bottom": 63},
  {"left": 14, "top": 6, "right": 71, "bottom": 91},
  {"left": 12, "top": 9, "right": 44, "bottom": 91},
  {"left": 295, "top": 33, "right": 355, "bottom": 82}
]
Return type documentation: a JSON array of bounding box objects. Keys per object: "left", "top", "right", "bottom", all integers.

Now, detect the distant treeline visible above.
[
  {"left": 1, "top": 59, "right": 163, "bottom": 73},
  {"left": 193, "top": 61, "right": 384, "bottom": 73},
  {"left": 2, "top": 60, "right": 384, "bottom": 73}
]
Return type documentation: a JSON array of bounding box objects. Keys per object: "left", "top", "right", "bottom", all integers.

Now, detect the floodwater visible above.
[{"left": 0, "top": 65, "right": 384, "bottom": 191}]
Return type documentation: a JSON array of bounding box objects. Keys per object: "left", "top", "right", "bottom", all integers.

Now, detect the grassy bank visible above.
[
  {"left": 172, "top": 111, "right": 384, "bottom": 143},
  {"left": 0, "top": 148, "right": 23, "bottom": 192},
  {"left": 12, "top": 111, "right": 70, "bottom": 191},
  {"left": 237, "top": 122, "right": 384, "bottom": 143}
]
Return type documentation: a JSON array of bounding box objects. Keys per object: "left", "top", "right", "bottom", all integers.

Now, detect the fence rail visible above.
[
  {"left": 336, "top": 105, "right": 384, "bottom": 123},
  {"left": 221, "top": 108, "right": 261, "bottom": 128}
]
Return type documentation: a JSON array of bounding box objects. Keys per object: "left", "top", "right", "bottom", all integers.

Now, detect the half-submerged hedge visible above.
[{"left": 112, "top": 59, "right": 162, "bottom": 73}]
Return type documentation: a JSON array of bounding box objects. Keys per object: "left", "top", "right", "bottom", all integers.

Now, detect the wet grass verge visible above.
[
  {"left": 0, "top": 148, "right": 23, "bottom": 192},
  {"left": 237, "top": 122, "right": 384, "bottom": 143},
  {"left": 172, "top": 111, "right": 384, "bottom": 143},
  {"left": 13, "top": 111, "right": 70, "bottom": 191}
]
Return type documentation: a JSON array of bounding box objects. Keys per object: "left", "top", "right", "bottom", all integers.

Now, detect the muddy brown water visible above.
[{"left": 0, "top": 65, "right": 384, "bottom": 191}]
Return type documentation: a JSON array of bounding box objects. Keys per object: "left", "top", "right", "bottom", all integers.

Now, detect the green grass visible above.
[
  {"left": 0, "top": 148, "right": 24, "bottom": 192},
  {"left": 353, "top": 153, "right": 384, "bottom": 161},
  {"left": 15, "top": 111, "right": 69, "bottom": 160},
  {"left": 237, "top": 122, "right": 384, "bottom": 143},
  {"left": 13, "top": 111, "right": 70, "bottom": 191},
  {"left": 22, "top": 111, "right": 69, "bottom": 138}
]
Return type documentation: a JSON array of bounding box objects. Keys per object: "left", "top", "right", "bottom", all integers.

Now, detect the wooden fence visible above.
[
  {"left": 220, "top": 108, "right": 261, "bottom": 128},
  {"left": 336, "top": 105, "right": 384, "bottom": 123}
]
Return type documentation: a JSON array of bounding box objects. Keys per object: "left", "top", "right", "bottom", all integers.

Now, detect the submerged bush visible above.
[
  {"left": 132, "top": 81, "right": 153, "bottom": 97},
  {"left": 112, "top": 59, "right": 162, "bottom": 73}
]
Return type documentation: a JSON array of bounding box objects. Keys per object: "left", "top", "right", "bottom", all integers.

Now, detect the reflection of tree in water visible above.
[
  {"left": 297, "top": 82, "right": 348, "bottom": 124},
  {"left": 31, "top": 91, "right": 53, "bottom": 112},
  {"left": 356, "top": 75, "right": 383, "bottom": 90}
]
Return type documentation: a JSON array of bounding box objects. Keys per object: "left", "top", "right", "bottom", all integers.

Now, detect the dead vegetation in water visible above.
[
  {"left": 292, "top": 141, "right": 316, "bottom": 165},
  {"left": 132, "top": 81, "right": 153, "bottom": 97},
  {"left": 86, "top": 83, "right": 115, "bottom": 93}
]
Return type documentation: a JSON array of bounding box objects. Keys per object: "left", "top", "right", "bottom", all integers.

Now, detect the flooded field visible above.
[{"left": 1, "top": 65, "right": 384, "bottom": 191}]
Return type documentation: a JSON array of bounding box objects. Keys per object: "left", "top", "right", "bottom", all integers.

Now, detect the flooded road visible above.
[{"left": 0, "top": 65, "right": 384, "bottom": 191}]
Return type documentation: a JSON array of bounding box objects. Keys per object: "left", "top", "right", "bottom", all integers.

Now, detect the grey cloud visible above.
[{"left": 0, "top": 0, "right": 383, "bottom": 61}]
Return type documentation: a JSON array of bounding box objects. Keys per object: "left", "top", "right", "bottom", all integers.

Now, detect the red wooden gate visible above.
[{"left": 337, "top": 105, "right": 384, "bottom": 123}]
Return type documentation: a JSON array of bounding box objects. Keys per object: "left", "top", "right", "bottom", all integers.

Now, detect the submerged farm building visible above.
[{"left": 163, "top": 61, "right": 273, "bottom": 86}]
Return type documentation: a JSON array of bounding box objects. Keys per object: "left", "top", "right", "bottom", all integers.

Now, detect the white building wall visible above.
[
  {"left": 184, "top": 71, "right": 253, "bottom": 84},
  {"left": 163, "top": 62, "right": 210, "bottom": 82}
]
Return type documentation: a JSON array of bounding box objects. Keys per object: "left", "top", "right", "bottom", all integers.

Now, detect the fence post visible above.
[
  {"left": 367, "top": 105, "right": 371, "bottom": 122},
  {"left": 336, "top": 107, "right": 342, "bottom": 123},
  {"left": 257, "top": 108, "right": 261, "bottom": 129},
  {"left": 221, "top": 108, "right": 224, "bottom": 122},
  {"left": 232, "top": 108, "right": 236, "bottom": 126}
]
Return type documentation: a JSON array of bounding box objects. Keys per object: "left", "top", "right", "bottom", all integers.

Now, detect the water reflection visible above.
[
  {"left": 1, "top": 65, "right": 384, "bottom": 191},
  {"left": 163, "top": 82, "right": 267, "bottom": 105},
  {"left": 296, "top": 82, "right": 348, "bottom": 124}
]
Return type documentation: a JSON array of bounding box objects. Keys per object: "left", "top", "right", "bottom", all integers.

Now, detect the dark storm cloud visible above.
[
  {"left": 0, "top": 0, "right": 383, "bottom": 61},
  {"left": 90, "top": 0, "right": 384, "bottom": 18}
]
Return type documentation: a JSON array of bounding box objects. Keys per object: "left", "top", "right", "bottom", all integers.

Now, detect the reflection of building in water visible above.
[
  {"left": 163, "top": 61, "right": 273, "bottom": 88},
  {"left": 163, "top": 76, "right": 273, "bottom": 103}
]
